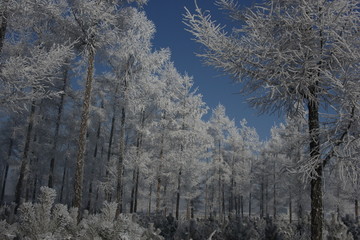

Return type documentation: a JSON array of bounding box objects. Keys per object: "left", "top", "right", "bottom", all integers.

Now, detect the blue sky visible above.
[{"left": 144, "top": 0, "right": 282, "bottom": 140}]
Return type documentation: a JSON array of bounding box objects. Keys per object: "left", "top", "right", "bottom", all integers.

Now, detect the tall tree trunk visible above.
[
  {"left": 205, "top": 183, "right": 208, "bottom": 219},
  {"left": 73, "top": 45, "right": 95, "bottom": 214},
  {"left": 355, "top": 199, "right": 358, "bottom": 222},
  {"left": 190, "top": 199, "right": 194, "bottom": 219},
  {"left": 15, "top": 101, "right": 36, "bottom": 209},
  {"left": 176, "top": 168, "right": 181, "bottom": 220},
  {"left": 273, "top": 161, "right": 276, "bottom": 219},
  {"left": 48, "top": 66, "right": 68, "bottom": 188},
  {"left": 0, "top": 164, "right": 9, "bottom": 204},
  {"left": 130, "top": 168, "right": 136, "bottom": 213},
  {"left": 222, "top": 179, "right": 225, "bottom": 221},
  {"left": 289, "top": 191, "right": 292, "bottom": 223},
  {"left": 0, "top": 0, "right": 8, "bottom": 54},
  {"left": 116, "top": 106, "right": 126, "bottom": 216},
  {"left": 260, "top": 177, "right": 264, "bottom": 218},
  {"left": 308, "top": 92, "right": 322, "bottom": 240},
  {"left": 59, "top": 156, "right": 68, "bottom": 203},
  {"left": 1, "top": 138, "right": 13, "bottom": 204},
  {"left": 134, "top": 167, "right": 139, "bottom": 212},
  {"left": 265, "top": 177, "right": 268, "bottom": 217},
  {"left": 163, "top": 183, "right": 167, "bottom": 216},
  {"left": 148, "top": 184, "right": 152, "bottom": 216},
  {"left": 248, "top": 192, "right": 252, "bottom": 218}
]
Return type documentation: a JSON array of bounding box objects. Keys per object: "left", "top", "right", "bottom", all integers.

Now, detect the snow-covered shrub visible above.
[
  {"left": 17, "top": 186, "right": 75, "bottom": 240},
  {"left": 78, "top": 201, "right": 147, "bottom": 240},
  {"left": 0, "top": 220, "right": 17, "bottom": 240}
]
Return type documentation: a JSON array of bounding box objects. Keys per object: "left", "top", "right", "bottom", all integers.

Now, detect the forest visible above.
[{"left": 0, "top": 0, "right": 360, "bottom": 239}]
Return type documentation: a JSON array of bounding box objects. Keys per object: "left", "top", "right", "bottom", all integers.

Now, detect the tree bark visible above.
[
  {"left": 134, "top": 168, "right": 139, "bottom": 212},
  {"left": 148, "top": 184, "right": 152, "bottom": 216},
  {"left": 1, "top": 138, "right": 13, "bottom": 204},
  {"left": 15, "top": 101, "right": 36, "bottom": 209},
  {"left": 0, "top": 164, "right": 9, "bottom": 204},
  {"left": 130, "top": 168, "right": 136, "bottom": 213},
  {"left": 116, "top": 106, "right": 126, "bottom": 216},
  {"left": 260, "top": 177, "right": 264, "bottom": 218},
  {"left": 249, "top": 192, "right": 252, "bottom": 218},
  {"left": 176, "top": 168, "right": 181, "bottom": 220},
  {"left": 73, "top": 45, "right": 95, "bottom": 214},
  {"left": 308, "top": 92, "right": 322, "bottom": 240},
  {"left": 289, "top": 191, "right": 292, "bottom": 223},
  {"left": 205, "top": 183, "right": 208, "bottom": 219},
  {"left": 59, "top": 156, "right": 68, "bottom": 203},
  {"left": 0, "top": 0, "right": 8, "bottom": 54},
  {"left": 273, "top": 161, "right": 276, "bottom": 219}
]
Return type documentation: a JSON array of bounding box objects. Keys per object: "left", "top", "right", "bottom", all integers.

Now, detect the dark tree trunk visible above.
[
  {"left": 205, "top": 183, "right": 208, "bottom": 218},
  {"left": 148, "top": 184, "right": 152, "bottom": 216},
  {"left": 249, "top": 192, "right": 252, "bottom": 218},
  {"left": 289, "top": 191, "right": 292, "bottom": 223},
  {"left": 229, "top": 172, "right": 234, "bottom": 214},
  {"left": 0, "top": 164, "right": 9, "bottom": 204},
  {"left": 355, "top": 199, "right": 358, "bottom": 222},
  {"left": 176, "top": 168, "right": 181, "bottom": 220},
  {"left": 0, "top": 0, "right": 8, "bottom": 54},
  {"left": 116, "top": 106, "right": 126, "bottom": 216},
  {"left": 260, "top": 178, "right": 264, "bottom": 218},
  {"left": 15, "top": 101, "right": 36, "bottom": 209},
  {"left": 308, "top": 93, "right": 322, "bottom": 240},
  {"left": 86, "top": 181, "right": 93, "bottom": 212},
  {"left": 134, "top": 168, "right": 139, "bottom": 212},
  {"left": 273, "top": 161, "right": 276, "bottom": 219},
  {"left": 130, "top": 168, "right": 136, "bottom": 213},
  {"left": 59, "top": 157, "right": 68, "bottom": 203},
  {"left": 222, "top": 180, "right": 225, "bottom": 220},
  {"left": 1, "top": 138, "right": 13, "bottom": 204},
  {"left": 73, "top": 45, "right": 95, "bottom": 215}
]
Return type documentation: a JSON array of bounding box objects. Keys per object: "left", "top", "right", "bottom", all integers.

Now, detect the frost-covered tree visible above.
[
  {"left": 69, "top": 0, "right": 149, "bottom": 214},
  {"left": 184, "top": 0, "right": 360, "bottom": 238}
]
